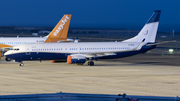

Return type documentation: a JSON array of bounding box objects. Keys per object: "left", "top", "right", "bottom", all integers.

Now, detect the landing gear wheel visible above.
[
  {"left": 19, "top": 63, "right": 24, "bottom": 67},
  {"left": 88, "top": 61, "right": 94, "bottom": 66},
  {"left": 5, "top": 57, "right": 11, "bottom": 61}
]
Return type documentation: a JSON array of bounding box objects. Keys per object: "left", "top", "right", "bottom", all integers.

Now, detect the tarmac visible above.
[{"left": 0, "top": 49, "right": 180, "bottom": 97}]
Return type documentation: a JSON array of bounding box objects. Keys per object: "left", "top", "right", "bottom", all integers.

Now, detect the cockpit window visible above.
[
  {"left": 10, "top": 48, "right": 19, "bottom": 51},
  {"left": 14, "top": 48, "right": 19, "bottom": 51}
]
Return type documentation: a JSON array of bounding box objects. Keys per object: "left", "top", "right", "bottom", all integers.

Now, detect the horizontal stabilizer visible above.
[{"left": 146, "top": 40, "right": 176, "bottom": 46}]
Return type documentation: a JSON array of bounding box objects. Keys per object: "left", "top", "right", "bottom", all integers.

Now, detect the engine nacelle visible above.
[{"left": 67, "top": 55, "right": 86, "bottom": 64}]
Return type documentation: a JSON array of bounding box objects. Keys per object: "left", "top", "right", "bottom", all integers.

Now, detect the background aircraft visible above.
[
  {"left": 5, "top": 10, "right": 161, "bottom": 66},
  {"left": 0, "top": 14, "right": 73, "bottom": 60}
]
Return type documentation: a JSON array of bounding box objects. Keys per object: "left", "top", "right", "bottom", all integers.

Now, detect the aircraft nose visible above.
[
  {"left": 4, "top": 52, "right": 8, "bottom": 56},
  {"left": 4, "top": 51, "right": 12, "bottom": 56}
]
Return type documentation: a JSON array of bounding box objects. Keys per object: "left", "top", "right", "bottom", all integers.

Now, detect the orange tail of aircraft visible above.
[{"left": 45, "top": 14, "right": 71, "bottom": 43}]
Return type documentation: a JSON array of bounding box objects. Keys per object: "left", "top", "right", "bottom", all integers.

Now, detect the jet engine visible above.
[{"left": 67, "top": 55, "right": 86, "bottom": 64}]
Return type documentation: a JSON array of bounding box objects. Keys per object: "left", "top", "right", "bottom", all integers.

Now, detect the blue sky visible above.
[{"left": 0, "top": 0, "right": 180, "bottom": 32}]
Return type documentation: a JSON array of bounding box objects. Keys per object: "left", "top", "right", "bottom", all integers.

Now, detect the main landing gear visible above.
[
  {"left": 15, "top": 60, "right": 24, "bottom": 67},
  {"left": 76, "top": 61, "right": 94, "bottom": 66},
  {"left": 88, "top": 61, "right": 94, "bottom": 66},
  {"left": 19, "top": 63, "right": 24, "bottom": 66}
]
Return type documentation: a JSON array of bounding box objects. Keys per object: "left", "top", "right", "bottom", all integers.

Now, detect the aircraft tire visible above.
[
  {"left": 88, "top": 61, "right": 94, "bottom": 66},
  {"left": 19, "top": 63, "right": 24, "bottom": 67},
  {"left": 5, "top": 57, "right": 11, "bottom": 61}
]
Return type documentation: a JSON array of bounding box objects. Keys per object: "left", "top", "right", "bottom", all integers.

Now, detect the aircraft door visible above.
[{"left": 25, "top": 45, "right": 31, "bottom": 55}]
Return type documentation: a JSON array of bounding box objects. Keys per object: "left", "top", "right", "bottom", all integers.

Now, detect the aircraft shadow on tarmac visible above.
[{"left": 99, "top": 59, "right": 164, "bottom": 66}]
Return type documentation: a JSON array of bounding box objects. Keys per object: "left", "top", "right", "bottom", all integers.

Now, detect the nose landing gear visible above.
[{"left": 5, "top": 57, "right": 11, "bottom": 61}]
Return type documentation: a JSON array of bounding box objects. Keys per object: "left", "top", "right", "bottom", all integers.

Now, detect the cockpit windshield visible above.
[
  {"left": 14, "top": 48, "right": 19, "bottom": 51},
  {"left": 10, "top": 48, "right": 19, "bottom": 51}
]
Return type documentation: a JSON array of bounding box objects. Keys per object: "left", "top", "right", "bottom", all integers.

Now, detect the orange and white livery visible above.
[
  {"left": 45, "top": 14, "right": 72, "bottom": 43},
  {"left": 0, "top": 14, "right": 72, "bottom": 48}
]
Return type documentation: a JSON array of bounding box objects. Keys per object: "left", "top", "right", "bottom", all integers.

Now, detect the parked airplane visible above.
[
  {"left": 0, "top": 14, "right": 73, "bottom": 60},
  {"left": 5, "top": 10, "right": 162, "bottom": 66}
]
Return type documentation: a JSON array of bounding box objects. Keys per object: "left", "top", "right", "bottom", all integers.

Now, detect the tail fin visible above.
[
  {"left": 123, "top": 10, "right": 161, "bottom": 44},
  {"left": 45, "top": 14, "right": 71, "bottom": 43}
]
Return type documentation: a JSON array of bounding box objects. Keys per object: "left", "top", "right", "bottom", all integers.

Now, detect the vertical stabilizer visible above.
[
  {"left": 123, "top": 10, "right": 161, "bottom": 44},
  {"left": 45, "top": 14, "right": 71, "bottom": 43}
]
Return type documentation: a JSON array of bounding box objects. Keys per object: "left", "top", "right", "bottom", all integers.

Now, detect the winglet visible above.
[{"left": 45, "top": 14, "right": 71, "bottom": 43}]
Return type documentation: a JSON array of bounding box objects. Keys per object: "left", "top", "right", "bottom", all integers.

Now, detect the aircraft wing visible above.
[
  {"left": 82, "top": 52, "right": 117, "bottom": 58},
  {"left": 82, "top": 48, "right": 137, "bottom": 58},
  {"left": 70, "top": 39, "right": 145, "bottom": 58}
]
